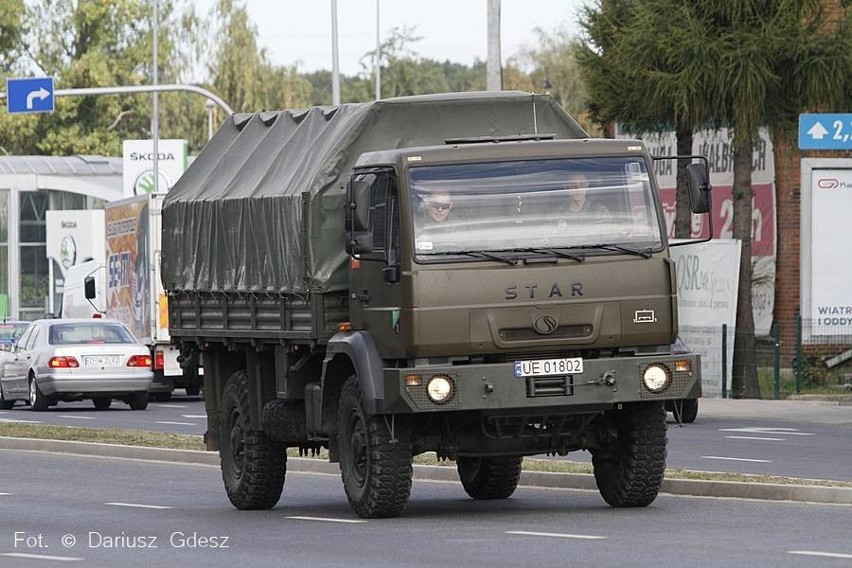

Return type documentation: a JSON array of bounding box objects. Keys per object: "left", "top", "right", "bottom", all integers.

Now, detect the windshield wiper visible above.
[
  {"left": 495, "top": 247, "right": 586, "bottom": 262},
  {"left": 569, "top": 244, "right": 654, "bottom": 259},
  {"left": 426, "top": 250, "right": 518, "bottom": 266}
]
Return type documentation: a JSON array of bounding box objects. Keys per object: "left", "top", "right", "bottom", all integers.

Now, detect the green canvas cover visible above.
[{"left": 161, "top": 91, "right": 587, "bottom": 294}]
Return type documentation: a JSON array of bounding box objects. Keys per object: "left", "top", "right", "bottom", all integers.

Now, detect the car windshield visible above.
[
  {"left": 0, "top": 322, "right": 29, "bottom": 346},
  {"left": 49, "top": 323, "right": 135, "bottom": 345},
  {"left": 409, "top": 156, "right": 664, "bottom": 260}
]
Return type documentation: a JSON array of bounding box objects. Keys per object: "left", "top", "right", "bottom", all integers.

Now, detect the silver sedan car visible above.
[{"left": 0, "top": 318, "right": 153, "bottom": 411}]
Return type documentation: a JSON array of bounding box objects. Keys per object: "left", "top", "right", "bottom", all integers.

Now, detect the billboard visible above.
[
  {"left": 670, "top": 240, "right": 741, "bottom": 397},
  {"left": 801, "top": 159, "right": 852, "bottom": 341},
  {"left": 624, "top": 127, "right": 777, "bottom": 336},
  {"left": 45, "top": 210, "right": 106, "bottom": 315}
]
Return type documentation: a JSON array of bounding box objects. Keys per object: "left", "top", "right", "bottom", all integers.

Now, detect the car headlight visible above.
[
  {"left": 426, "top": 375, "right": 454, "bottom": 404},
  {"left": 642, "top": 364, "right": 670, "bottom": 392}
]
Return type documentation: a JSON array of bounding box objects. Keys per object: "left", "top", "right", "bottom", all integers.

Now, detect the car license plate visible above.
[
  {"left": 514, "top": 357, "right": 583, "bottom": 377},
  {"left": 83, "top": 355, "right": 121, "bottom": 367}
]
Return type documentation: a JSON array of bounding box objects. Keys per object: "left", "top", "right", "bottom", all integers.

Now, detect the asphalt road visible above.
[
  {"left": 1, "top": 450, "right": 849, "bottom": 568},
  {"left": 2, "top": 396, "right": 850, "bottom": 483}
]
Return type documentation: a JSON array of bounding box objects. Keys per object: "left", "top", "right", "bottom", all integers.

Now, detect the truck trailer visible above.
[{"left": 162, "top": 91, "right": 708, "bottom": 518}]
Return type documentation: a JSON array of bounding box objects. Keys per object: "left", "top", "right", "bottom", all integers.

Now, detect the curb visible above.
[{"left": 2, "top": 436, "right": 850, "bottom": 506}]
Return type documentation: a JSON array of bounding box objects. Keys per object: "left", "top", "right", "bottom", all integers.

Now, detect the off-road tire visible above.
[
  {"left": 338, "top": 375, "right": 413, "bottom": 518},
  {"left": 28, "top": 376, "right": 49, "bottom": 411},
  {"left": 128, "top": 392, "right": 149, "bottom": 411},
  {"left": 457, "top": 456, "right": 523, "bottom": 500},
  {"left": 220, "top": 371, "right": 286, "bottom": 510},
  {"left": 184, "top": 370, "right": 202, "bottom": 397},
  {"left": 92, "top": 397, "right": 112, "bottom": 410},
  {"left": 592, "top": 402, "right": 667, "bottom": 507},
  {"left": 680, "top": 398, "right": 699, "bottom": 423},
  {"left": 0, "top": 384, "right": 13, "bottom": 409}
]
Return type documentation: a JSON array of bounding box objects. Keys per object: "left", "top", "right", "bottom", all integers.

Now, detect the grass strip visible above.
[{"left": 2, "top": 423, "right": 849, "bottom": 488}]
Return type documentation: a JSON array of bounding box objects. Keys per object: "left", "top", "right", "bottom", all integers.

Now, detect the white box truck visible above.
[{"left": 92, "top": 194, "right": 200, "bottom": 400}]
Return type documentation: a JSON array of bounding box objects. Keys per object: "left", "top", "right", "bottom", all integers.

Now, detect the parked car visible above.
[
  {"left": 0, "top": 320, "right": 31, "bottom": 408},
  {"left": 0, "top": 318, "right": 153, "bottom": 411},
  {"left": 0, "top": 320, "right": 30, "bottom": 350},
  {"left": 665, "top": 336, "right": 700, "bottom": 423}
]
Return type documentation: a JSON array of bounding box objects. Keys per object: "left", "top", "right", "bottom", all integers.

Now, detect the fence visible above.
[{"left": 685, "top": 316, "right": 852, "bottom": 400}]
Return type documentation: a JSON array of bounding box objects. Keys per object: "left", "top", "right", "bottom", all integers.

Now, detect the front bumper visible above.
[{"left": 382, "top": 353, "right": 701, "bottom": 414}]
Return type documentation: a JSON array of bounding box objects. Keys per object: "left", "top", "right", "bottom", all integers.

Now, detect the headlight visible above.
[
  {"left": 642, "top": 365, "right": 670, "bottom": 392},
  {"left": 426, "top": 375, "right": 454, "bottom": 404}
]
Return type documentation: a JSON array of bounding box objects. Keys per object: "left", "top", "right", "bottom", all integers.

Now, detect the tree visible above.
[
  {"left": 0, "top": 0, "right": 199, "bottom": 155},
  {"left": 577, "top": 0, "right": 850, "bottom": 399},
  {"left": 511, "top": 25, "right": 591, "bottom": 131}
]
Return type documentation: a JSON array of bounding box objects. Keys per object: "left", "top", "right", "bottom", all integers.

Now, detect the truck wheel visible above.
[
  {"left": 680, "top": 398, "right": 699, "bottom": 423},
  {"left": 220, "top": 371, "right": 286, "bottom": 510},
  {"left": 28, "top": 376, "right": 50, "bottom": 411},
  {"left": 592, "top": 402, "right": 666, "bottom": 508},
  {"left": 338, "top": 375, "right": 413, "bottom": 518},
  {"left": 184, "top": 369, "right": 202, "bottom": 396},
  {"left": 457, "top": 456, "right": 523, "bottom": 499},
  {"left": 92, "top": 397, "right": 112, "bottom": 410}
]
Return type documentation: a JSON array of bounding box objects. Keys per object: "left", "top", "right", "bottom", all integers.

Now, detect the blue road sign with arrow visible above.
[
  {"left": 799, "top": 113, "right": 852, "bottom": 151},
  {"left": 6, "top": 77, "right": 55, "bottom": 114}
]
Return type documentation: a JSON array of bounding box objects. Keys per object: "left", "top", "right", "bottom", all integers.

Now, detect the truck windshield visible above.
[{"left": 409, "top": 157, "right": 664, "bottom": 260}]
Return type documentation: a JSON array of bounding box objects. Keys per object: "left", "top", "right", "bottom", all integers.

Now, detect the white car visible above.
[{"left": 0, "top": 318, "right": 153, "bottom": 411}]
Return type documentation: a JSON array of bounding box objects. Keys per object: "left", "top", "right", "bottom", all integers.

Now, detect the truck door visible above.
[{"left": 348, "top": 169, "right": 405, "bottom": 357}]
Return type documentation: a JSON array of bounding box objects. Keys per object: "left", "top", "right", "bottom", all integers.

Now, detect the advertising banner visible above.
[
  {"left": 670, "top": 239, "right": 742, "bottom": 397},
  {"left": 105, "top": 196, "right": 151, "bottom": 342},
  {"left": 626, "top": 127, "right": 776, "bottom": 336},
  {"left": 804, "top": 164, "right": 852, "bottom": 340}
]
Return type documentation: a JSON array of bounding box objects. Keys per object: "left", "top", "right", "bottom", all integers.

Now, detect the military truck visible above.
[{"left": 161, "top": 92, "right": 708, "bottom": 519}]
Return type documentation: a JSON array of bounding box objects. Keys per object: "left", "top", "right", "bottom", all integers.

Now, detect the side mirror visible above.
[
  {"left": 84, "top": 276, "right": 97, "bottom": 299},
  {"left": 347, "top": 177, "right": 372, "bottom": 232},
  {"left": 686, "top": 163, "right": 711, "bottom": 214}
]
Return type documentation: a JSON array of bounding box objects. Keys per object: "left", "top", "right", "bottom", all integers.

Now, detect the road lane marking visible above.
[
  {"left": 0, "top": 492, "right": 11, "bottom": 496},
  {"left": 2, "top": 552, "right": 84, "bottom": 562},
  {"left": 701, "top": 456, "right": 771, "bottom": 463},
  {"left": 789, "top": 550, "right": 852, "bottom": 560},
  {"left": 0, "top": 418, "right": 43, "bottom": 424},
  {"left": 286, "top": 516, "right": 367, "bottom": 524},
  {"left": 719, "top": 427, "right": 815, "bottom": 436},
  {"left": 155, "top": 421, "right": 197, "bottom": 426},
  {"left": 724, "top": 436, "right": 785, "bottom": 441},
  {"left": 105, "top": 502, "right": 172, "bottom": 509},
  {"left": 156, "top": 404, "right": 188, "bottom": 408},
  {"left": 182, "top": 414, "right": 207, "bottom": 418},
  {"left": 507, "top": 530, "right": 606, "bottom": 540},
  {"left": 59, "top": 415, "right": 95, "bottom": 420}
]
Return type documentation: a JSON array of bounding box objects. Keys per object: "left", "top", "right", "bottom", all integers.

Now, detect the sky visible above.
[{"left": 214, "top": 1, "right": 591, "bottom": 76}]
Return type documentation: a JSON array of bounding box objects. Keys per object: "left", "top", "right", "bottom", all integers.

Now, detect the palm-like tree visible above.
[{"left": 578, "top": 0, "right": 850, "bottom": 398}]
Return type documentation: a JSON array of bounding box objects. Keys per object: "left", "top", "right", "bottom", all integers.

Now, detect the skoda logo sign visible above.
[
  {"left": 533, "top": 314, "right": 559, "bottom": 335},
  {"left": 60, "top": 235, "right": 77, "bottom": 269}
]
